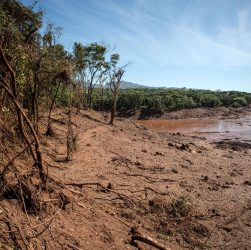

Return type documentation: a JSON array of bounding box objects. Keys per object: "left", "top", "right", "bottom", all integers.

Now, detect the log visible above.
[{"left": 131, "top": 228, "right": 171, "bottom": 250}]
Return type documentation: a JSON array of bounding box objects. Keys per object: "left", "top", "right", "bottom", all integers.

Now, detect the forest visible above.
[
  {"left": 0, "top": 0, "right": 126, "bottom": 130},
  {"left": 1, "top": 0, "right": 250, "bottom": 129},
  {"left": 92, "top": 87, "right": 251, "bottom": 117}
]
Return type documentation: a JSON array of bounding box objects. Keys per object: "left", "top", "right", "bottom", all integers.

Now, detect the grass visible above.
[{"left": 169, "top": 196, "right": 191, "bottom": 218}]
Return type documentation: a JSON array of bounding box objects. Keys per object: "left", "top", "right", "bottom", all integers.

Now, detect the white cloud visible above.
[{"left": 41, "top": 0, "right": 251, "bottom": 68}]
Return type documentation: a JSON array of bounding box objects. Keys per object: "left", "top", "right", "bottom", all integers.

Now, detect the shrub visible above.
[
  {"left": 232, "top": 97, "right": 247, "bottom": 107},
  {"left": 169, "top": 196, "right": 192, "bottom": 217}
]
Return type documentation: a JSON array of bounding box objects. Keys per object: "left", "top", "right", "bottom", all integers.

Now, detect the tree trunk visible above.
[
  {"left": 46, "top": 81, "right": 61, "bottom": 135},
  {"left": 109, "top": 94, "right": 117, "bottom": 125},
  {"left": 0, "top": 80, "right": 46, "bottom": 186}
]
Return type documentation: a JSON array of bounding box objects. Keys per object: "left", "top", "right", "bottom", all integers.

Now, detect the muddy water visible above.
[{"left": 137, "top": 115, "right": 251, "bottom": 143}]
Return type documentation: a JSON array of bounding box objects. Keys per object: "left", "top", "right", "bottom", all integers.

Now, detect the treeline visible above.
[
  {"left": 1, "top": 0, "right": 250, "bottom": 128},
  {"left": 92, "top": 88, "right": 251, "bottom": 117},
  {"left": 0, "top": 0, "right": 127, "bottom": 193}
]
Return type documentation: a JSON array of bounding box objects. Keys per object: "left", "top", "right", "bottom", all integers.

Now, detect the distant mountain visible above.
[
  {"left": 95, "top": 81, "right": 153, "bottom": 89},
  {"left": 119, "top": 81, "right": 151, "bottom": 89}
]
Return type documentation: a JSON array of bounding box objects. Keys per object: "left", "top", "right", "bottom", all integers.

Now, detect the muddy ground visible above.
[
  {"left": 0, "top": 108, "right": 251, "bottom": 249},
  {"left": 133, "top": 105, "right": 251, "bottom": 120}
]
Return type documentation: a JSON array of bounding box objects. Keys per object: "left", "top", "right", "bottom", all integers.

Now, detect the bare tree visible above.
[
  {"left": 46, "top": 70, "right": 70, "bottom": 136},
  {"left": 109, "top": 68, "right": 125, "bottom": 125}
]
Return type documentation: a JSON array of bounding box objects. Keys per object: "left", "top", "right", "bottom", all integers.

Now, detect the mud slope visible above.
[{"left": 2, "top": 109, "right": 251, "bottom": 249}]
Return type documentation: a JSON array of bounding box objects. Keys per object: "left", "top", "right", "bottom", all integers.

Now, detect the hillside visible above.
[
  {"left": 119, "top": 81, "right": 152, "bottom": 89},
  {"left": 96, "top": 81, "right": 152, "bottom": 90},
  {"left": 1, "top": 108, "right": 250, "bottom": 249}
]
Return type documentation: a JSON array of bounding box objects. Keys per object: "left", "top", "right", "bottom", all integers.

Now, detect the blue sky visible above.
[{"left": 22, "top": 0, "right": 251, "bottom": 92}]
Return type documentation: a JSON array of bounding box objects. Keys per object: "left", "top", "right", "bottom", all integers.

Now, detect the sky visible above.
[{"left": 22, "top": 0, "right": 251, "bottom": 92}]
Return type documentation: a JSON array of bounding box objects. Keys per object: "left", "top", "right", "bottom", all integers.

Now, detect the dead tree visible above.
[
  {"left": 0, "top": 46, "right": 46, "bottom": 186},
  {"left": 66, "top": 84, "right": 77, "bottom": 161},
  {"left": 66, "top": 108, "right": 74, "bottom": 161},
  {"left": 46, "top": 70, "right": 69, "bottom": 136},
  {"left": 109, "top": 68, "right": 125, "bottom": 125}
]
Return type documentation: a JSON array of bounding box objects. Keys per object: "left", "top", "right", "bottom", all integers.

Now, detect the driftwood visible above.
[{"left": 131, "top": 228, "right": 171, "bottom": 250}]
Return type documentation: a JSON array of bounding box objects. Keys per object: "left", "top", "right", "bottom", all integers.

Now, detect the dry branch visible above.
[
  {"left": 0, "top": 78, "right": 46, "bottom": 184},
  {"left": 64, "top": 182, "right": 135, "bottom": 203},
  {"left": 0, "top": 46, "right": 36, "bottom": 161},
  {"left": 0, "top": 47, "right": 46, "bottom": 185},
  {"left": 122, "top": 172, "right": 175, "bottom": 183},
  {"left": 131, "top": 228, "right": 171, "bottom": 250}
]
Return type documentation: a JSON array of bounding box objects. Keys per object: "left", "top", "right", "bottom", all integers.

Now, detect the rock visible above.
[
  {"left": 171, "top": 168, "right": 178, "bottom": 173},
  {"left": 222, "top": 225, "right": 233, "bottom": 232},
  {"left": 244, "top": 180, "right": 251, "bottom": 186},
  {"left": 222, "top": 184, "right": 231, "bottom": 189},
  {"left": 179, "top": 143, "right": 190, "bottom": 151},
  {"left": 180, "top": 143, "right": 187, "bottom": 150},
  {"left": 203, "top": 176, "right": 209, "bottom": 181},
  {"left": 155, "top": 151, "right": 162, "bottom": 155},
  {"left": 107, "top": 182, "right": 112, "bottom": 189},
  {"left": 230, "top": 172, "right": 237, "bottom": 177}
]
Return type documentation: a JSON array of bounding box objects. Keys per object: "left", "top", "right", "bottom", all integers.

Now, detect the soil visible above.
[
  {"left": 160, "top": 106, "right": 251, "bottom": 120},
  {"left": 0, "top": 108, "right": 251, "bottom": 250}
]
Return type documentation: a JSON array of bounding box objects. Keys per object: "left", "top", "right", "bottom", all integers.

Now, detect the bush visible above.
[{"left": 232, "top": 97, "right": 247, "bottom": 107}]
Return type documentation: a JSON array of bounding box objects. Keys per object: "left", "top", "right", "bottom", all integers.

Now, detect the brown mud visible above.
[
  {"left": 0, "top": 108, "right": 251, "bottom": 249},
  {"left": 136, "top": 115, "right": 251, "bottom": 143},
  {"left": 157, "top": 106, "right": 251, "bottom": 120}
]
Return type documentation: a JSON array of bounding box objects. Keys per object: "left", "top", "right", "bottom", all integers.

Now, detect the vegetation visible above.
[
  {"left": 169, "top": 196, "right": 192, "bottom": 218},
  {"left": 92, "top": 87, "right": 251, "bottom": 117},
  {"left": 0, "top": 0, "right": 126, "bottom": 220},
  {"left": 1, "top": 0, "right": 249, "bottom": 127},
  {"left": 0, "top": 0, "right": 126, "bottom": 134}
]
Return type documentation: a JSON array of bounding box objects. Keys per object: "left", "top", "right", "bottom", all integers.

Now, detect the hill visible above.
[{"left": 119, "top": 81, "right": 151, "bottom": 89}]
